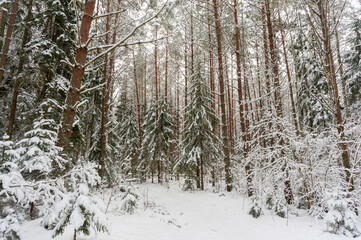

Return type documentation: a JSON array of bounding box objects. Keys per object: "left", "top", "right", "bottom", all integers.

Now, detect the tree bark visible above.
[
  {"left": 316, "top": 0, "right": 353, "bottom": 192},
  {"left": 212, "top": 0, "right": 232, "bottom": 192},
  {"left": 57, "top": 0, "right": 97, "bottom": 150},
  {"left": 277, "top": 7, "right": 299, "bottom": 135},
  {"left": 184, "top": 25, "right": 188, "bottom": 109},
  {"left": 7, "top": 0, "right": 33, "bottom": 139},
  {"left": 0, "top": 0, "right": 20, "bottom": 86},
  {"left": 0, "top": 8, "right": 8, "bottom": 51},
  {"left": 154, "top": 26, "right": 162, "bottom": 183},
  {"left": 133, "top": 49, "right": 142, "bottom": 146},
  {"left": 165, "top": 27, "right": 169, "bottom": 103},
  {"left": 265, "top": 0, "right": 293, "bottom": 204},
  {"left": 265, "top": 0, "right": 282, "bottom": 116},
  {"left": 207, "top": 0, "right": 216, "bottom": 135},
  {"left": 99, "top": 0, "right": 111, "bottom": 179},
  {"left": 335, "top": 25, "right": 349, "bottom": 118}
]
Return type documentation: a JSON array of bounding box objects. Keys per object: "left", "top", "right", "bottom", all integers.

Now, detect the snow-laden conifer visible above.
[
  {"left": 118, "top": 106, "right": 140, "bottom": 178},
  {"left": 47, "top": 161, "right": 109, "bottom": 239},
  {"left": 139, "top": 98, "right": 174, "bottom": 182},
  {"left": 16, "top": 107, "right": 65, "bottom": 180},
  {"left": 178, "top": 66, "right": 222, "bottom": 190}
]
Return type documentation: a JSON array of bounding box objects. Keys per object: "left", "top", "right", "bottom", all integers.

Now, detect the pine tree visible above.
[{"left": 179, "top": 66, "right": 221, "bottom": 190}]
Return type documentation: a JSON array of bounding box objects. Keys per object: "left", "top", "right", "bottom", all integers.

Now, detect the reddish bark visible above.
[
  {"left": 0, "top": 0, "right": 20, "bottom": 86},
  {"left": 133, "top": 49, "right": 142, "bottom": 146},
  {"left": 165, "top": 27, "right": 169, "bottom": 103},
  {"left": 277, "top": 8, "right": 299, "bottom": 135},
  {"left": 265, "top": 0, "right": 282, "bottom": 116},
  {"left": 212, "top": 0, "right": 232, "bottom": 192},
  {"left": 184, "top": 25, "right": 188, "bottom": 108},
  {"left": 316, "top": 0, "right": 353, "bottom": 192},
  {"left": 7, "top": 0, "right": 33, "bottom": 139},
  {"left": 58, "top": 0, "right": 97, "bottom": 150}
]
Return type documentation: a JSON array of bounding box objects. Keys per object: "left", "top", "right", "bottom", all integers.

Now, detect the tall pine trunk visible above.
[
  {"left": 277, "top": 7, "right": 299, "bottom": 135},
  {"left": 265, "top": 0, "right": 293, "bottom": 204},
  {"left": 99, "top": 0, "right": 111, "bottom": 179},
  {"left": 133, "top": 49, "right": 142, "bottom": 146},
  {"left": 212, "top": 0, "right": 232, "bottom": 192},
  {"left": 7, "top": 0, "right": 33, "bottom": 139},
  {"left": 58, "top": 0, "right": 97, "bottom": 150},
  {"left": 316, "top": 0, "right": 353, "bottom": 192},
  {"left": 0, "top": 0, "right": 20, "bottom": 86}
]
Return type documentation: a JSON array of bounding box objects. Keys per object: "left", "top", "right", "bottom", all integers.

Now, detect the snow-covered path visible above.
[{"left": 20, "top": 183, "right": 357, "bottom": 240}]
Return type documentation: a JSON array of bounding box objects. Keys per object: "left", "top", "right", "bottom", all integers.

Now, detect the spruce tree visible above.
[
  {"left": 345, "top": 7, "right": 361, "bottom": 107},
  {"left": 139, "top": 98, "right": 174, "bottom": 183},
  {"left": 180, "top": 66, "right": 221, "bottom": 190},
  {"left": 294, "top": 31, "right": 332, "bottom": 131},
  {"left": 16, "top": 102, "right": 65, "bottom": 180},
  {"left": 118, "top": 106, "right": 140, "bottom": 178}
]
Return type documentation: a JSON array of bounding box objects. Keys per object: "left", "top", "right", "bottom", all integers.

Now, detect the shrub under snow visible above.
[{"left": 324, "top": 192, "right": 360, "bottom": 238}]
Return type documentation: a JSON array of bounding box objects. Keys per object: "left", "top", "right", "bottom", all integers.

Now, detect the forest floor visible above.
[{"left": 20, "top": 181, "right": 359, "bottom": 240}]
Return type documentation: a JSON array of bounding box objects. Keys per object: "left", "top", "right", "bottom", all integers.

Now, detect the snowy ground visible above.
[{"left": 20, "top": 182, "right": 360, "bottom": 240}]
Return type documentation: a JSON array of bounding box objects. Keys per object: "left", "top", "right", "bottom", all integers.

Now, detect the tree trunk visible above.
[
  {"left": 133, "top": 49, "right": 142, "bottom": 146},
  {"left": 225, "top": 56, "right": 234, "bottom": 153},
  {"left": 0, "top": 0, "right": 20, "bottom": 86},
  {"left": 212, "top": 0, "right": 232, "bottom": 192},
  {"left": 99, "top": 0, "right": 111, "bottom": 179},
  {"left": 261, "top": 6, "right": 272, "bottom": 109},
  {"left": 0, "top": 8, "right": 8, "bottom": 51},
  {"left": 165, "top": 27, "right": 169, "bottom": 103},
  {"left": 335, "top": 25, "right": 349, "bottom": 118},
  {"left": 57, "top": 0, "right": 97, "bottom": 150},
  {"left": 184, "top": 25, "right": 188, "bottom": 109},
  {"left": 316, "top": 0, "right": 353, "bottom": 192},
  {"left": 207, "top": 0, "right": 216, "bottom": 136},
  {"left": 265, "top": 0, "right": 293, "bottom": 204},
  {"left": 7, "top": 0, "right": 33, "bottom": 139},
  {"left": 277, "top": 7, "right": 299, "bottom": 135},
  {"left": 265, "top": 0, "right": 282, "bottom": 116},
  {"left": 154, "top": 26, "right": 161, "bottom": 183}
]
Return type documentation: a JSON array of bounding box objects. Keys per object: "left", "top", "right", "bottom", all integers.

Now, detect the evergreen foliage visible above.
[
  {"left": 139, "top": 99, "right": 174, "bottom": 181},
  {"left": 178, "top": 66, "right": 221, "bottom": 187},
  {"left": 16, "top": 105, "right": 65, "bottom": 180},
  {"left": 345, "top": 8, "right": 361, "bottom": 106},
  {"left": 324, "top": 192, "right": 360, "bottom": 238},
  {"left": 118, "top": 106, "right": 140, "bottom": 178},
  {"left": 49, "top": 161, "right": 109, "bottom": 238}
]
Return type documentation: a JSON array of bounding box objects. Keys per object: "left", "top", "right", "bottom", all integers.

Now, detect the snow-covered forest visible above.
[{"left": 0, "top": 0, "right": 360, "bottom": 239}]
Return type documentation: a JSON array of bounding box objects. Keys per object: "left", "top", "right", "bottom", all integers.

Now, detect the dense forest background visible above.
[{"left": 0, "top": 0, "right": 360, "bottom": 239}]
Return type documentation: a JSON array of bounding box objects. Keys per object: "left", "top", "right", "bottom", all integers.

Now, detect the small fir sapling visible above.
[
  {"left": 16, "top": 108, "right": 65, "bottom": 180},
  {"left": 324, "top": 192, "right": 360, "bottom": 238},
  {"left": 48, "top": 161, "right": 109, "bottom": 239},
  {"left": 266, "top": 194, "right": 286, "bottom": 218},
  {"left": 248, "top": 195, "right": 262, "bottom": 218},
  {"left": 119, "top": 184, "right": 139, "bottom": 214},
  {"left": 107, "top": 180, "right": 139, "bottom": 215},
  {"left": 182, "top": 178, "right": 195, "bottom": 191},
  {"left": 0, "top": 135, "right": 33, "bottom": 239},
  {"left": 0, "top": 211, "right": 21, "bottom": 240}
]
